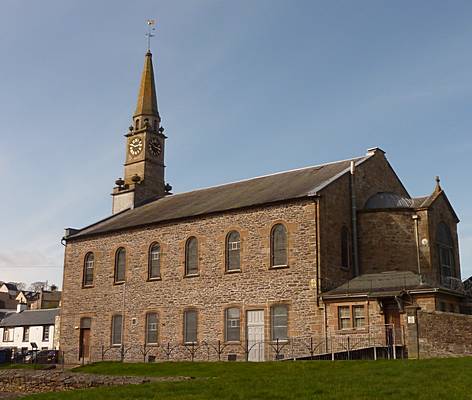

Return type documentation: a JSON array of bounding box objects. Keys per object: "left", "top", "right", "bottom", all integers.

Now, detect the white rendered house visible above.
[{"left": 0, "top": 304, "right": 59, "bottom": 351}]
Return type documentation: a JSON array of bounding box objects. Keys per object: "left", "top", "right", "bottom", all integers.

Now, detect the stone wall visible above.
[
  {"left": 61, "top": 199, "right": 320, "bottom": 364},
  {"left": 0, "top": 369, "right": 186, "bottom": 395},
  {"left": 358, "top": 210, "right": 420, "bottom": 275},
  {"left": 414, "top": 310, "right": 472, "bottom": 358}
]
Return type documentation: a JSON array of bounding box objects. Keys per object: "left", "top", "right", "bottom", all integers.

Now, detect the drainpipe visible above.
[
  {"left": 315, "top": 199, "right": 321, "bottom": 307},
  {"left": 350, "top": 161, "right": 360, "bottom": 276},
  {"left": 412, "top": 215, "right": 423, "bottom": 284}
]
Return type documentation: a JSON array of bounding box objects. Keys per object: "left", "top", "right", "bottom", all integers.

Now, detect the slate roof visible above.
[
  {"left": 0, "top": 309, "right": 59, "bottom": 328},
  {"left": 1, "top": 283, "right": 18, "bottom": 291},
  {"left": 364, "top": 192, "right": 435, "bottom": 210},
  {"left": 322, "top": 271, "right": 432, "bottom": 298},
  {"left": 67, "top": 154, "right": 372, "bottom": 240}
]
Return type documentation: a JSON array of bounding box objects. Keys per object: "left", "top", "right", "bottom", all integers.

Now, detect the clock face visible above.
[
  {"left": 149, "top": 138, "right": 162, "bottom": 156},
  {"left": 129, "top": 137, "right": 143, "bottom": 157}
]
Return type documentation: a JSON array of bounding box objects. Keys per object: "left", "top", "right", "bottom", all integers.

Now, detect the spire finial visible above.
[
  {"left": 435, "top": 175, "right": 442, "bottom": 192},
  {"left": 145, "top": 19, "right": 156, "bottom": 52}
]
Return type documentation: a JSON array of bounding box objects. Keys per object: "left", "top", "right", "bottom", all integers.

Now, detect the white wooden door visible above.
[{"left": 247, "top": 310, "right": 264, "bottom": 362}]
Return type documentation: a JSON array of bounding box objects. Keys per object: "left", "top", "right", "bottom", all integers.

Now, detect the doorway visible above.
[
  {"left": 79, "top": 317, "right": 91, "bottom": 361},
  {"left": 247, "top": 310, "right": 264, "bottom": 362}
]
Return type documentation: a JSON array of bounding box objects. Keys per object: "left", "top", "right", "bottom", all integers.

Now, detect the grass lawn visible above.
[{"left": 21, "top": 358, "right": 472, "bottom": 400}]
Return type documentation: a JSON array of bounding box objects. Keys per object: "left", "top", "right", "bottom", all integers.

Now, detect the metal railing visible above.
[{"left": 91, "top": 324, "right": 404, "bottom": 363}]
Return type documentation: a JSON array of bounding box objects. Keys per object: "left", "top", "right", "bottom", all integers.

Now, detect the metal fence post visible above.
[
  {"left": 331, "top": 336, "right": 334, "bottom": 361},
  {"left": 392, "top": 325, "right": 397, "bottom": 360}
]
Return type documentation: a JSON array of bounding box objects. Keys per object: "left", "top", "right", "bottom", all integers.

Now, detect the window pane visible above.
[
  {"left": 226, "top": 231, "right": 241, "bottom": 271},
  {"left": 271, "top": 305, "right": 288, "bottom": 340},
  {"left": 80, "top": 317, "right": 92, "bottom": 329},
  {"left": 225, "top": 308, "right": 240, "bottom": 341},
  {"left": 149, "top": 244, "right": 161, "bottom": 279},
  {"left": 338, "top": 306, "right": 351, "bottom": 330},
  {"left": 115, "top": 248, "right": 126, "bottom": 282},
  {"left": 84, "top": 252, "right": 94, "bottom": 286},
  {"left": 185, "top": 238, "right": 198, "bottom": 275},
  {"left": 146, "top": 313, "right": 158, "bottom": 344},
  {"left": 353, "top": 306, "right": 365, "bottom": 328},
  {"left": 112, "top": 315, "right": 122, "bottom": 345},
  {"left": 184, "top": 310, "right": 197, "bottom": 343},
  {"left": 271, "top": 224, "right": 288, "bottom": 266},
  {"left": 23, "top": 327, "right": 30, "bottom": 342},
  {"left": 42, "top": 326, "right": 50, "bottom": 341}
]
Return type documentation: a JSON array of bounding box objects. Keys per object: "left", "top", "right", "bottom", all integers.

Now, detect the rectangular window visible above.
[
  {"left": 225, "top": 308, "right": 240, "bottom": 342},
  {"left": 353, "top": 306, "right": 365, "bottom": 328},
  {"left": 23, "top": 327, "right": 30, "bottom": 342},
  {"left": 271, "top": 305, "right": 288, "bottom": 341},
  {"left": 42, "top": 326, "right": 50, "bottom": 342},
  {"left": 2, "top": 328, "right": 13, "bottom": 342},
  {"left": 338, "top": 306, "right": 351, "bottom": 330},
  {"left": 146, "top": 313, "right": 158, "bottom": 344},
  {"left": 111, "top": 315, "right": 123, "bottom": 346},
  {"left": 184, "top": 310, "right": 197, "bottom": 344}
]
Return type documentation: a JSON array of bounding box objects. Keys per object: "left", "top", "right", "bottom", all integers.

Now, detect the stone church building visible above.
[{"left": 60, "top": 48, "right": 468, "bottom": 363}]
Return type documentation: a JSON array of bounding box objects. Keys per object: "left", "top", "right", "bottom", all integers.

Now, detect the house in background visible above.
[
  {"left": 0, "top": 305, "right": 60, "bottom": 351},
  {"left": 16, "top": 288, "right": 62, "bottom": 310},
  {"left": 0, "top": 283, "right": 18, "bottom": 297}
]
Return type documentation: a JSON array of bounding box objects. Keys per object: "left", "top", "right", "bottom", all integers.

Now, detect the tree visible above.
[
  {"left": 29, "top": 281, "right": 47, "bottom": 293},
  {"left": 14, "top": 282, "right": 27, "bottom": 291}
]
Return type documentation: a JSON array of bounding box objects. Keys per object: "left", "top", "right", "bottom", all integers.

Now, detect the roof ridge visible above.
[{"left": 169, "top": 155, "right": 368, "bottom": 198}]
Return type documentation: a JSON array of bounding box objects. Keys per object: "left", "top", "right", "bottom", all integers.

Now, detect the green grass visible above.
[{"left": 22, "top": 358, "right": 472, "bottom": 400}]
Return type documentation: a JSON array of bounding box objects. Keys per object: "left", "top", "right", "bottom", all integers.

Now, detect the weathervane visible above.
[{"left": 145, "top": 19, "right": 156, "bottom": 51}]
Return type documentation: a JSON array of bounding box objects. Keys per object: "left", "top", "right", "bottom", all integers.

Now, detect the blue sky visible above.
[{"left": 1, "top": 0, "right": 471, "bottom": 287}]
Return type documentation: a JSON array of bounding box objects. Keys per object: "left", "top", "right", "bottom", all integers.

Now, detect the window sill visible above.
[
  {"left": 184, "top": 341, "right": 198, "bottom": 346},
  {"left": 147, "top": 277, "right": 162, "bottom": 282},
  {"left": 270, "top": 339, "right": 289, "bottom": 344},
  {"left": 145, "top": 343, "right": 159, "bottom": 347},
  {"left": 82, "top": 285, "right": 94, "bottom": 289},
  {"left": 224, "top": 340, "right": 241, "bottom": 345},
  {"left": 111, "top": 344, "right": 122, "bottom": 348},
  {"left": 225, "top": 269, "right": 242, "bottom": 274},
  {"left": 184, "top": 273, "right": 200, "bottom": 279},
  {"left": 336, "top": 328, "right": 367, "bottom": 334},
  {"left": 113, "top": 281, "right": 125, "bottom": 286},
  {"left": 269, "top": 265, "right": 289, "bottom": 270}
]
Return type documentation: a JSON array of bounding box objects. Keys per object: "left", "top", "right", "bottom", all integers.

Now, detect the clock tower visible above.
[{"left": 112, "top": 50, "right": 169, "bottom": 214}]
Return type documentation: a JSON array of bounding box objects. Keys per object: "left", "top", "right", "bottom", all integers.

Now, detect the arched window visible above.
[
  {"left": 341, "top": 227, "right": 351, "bottom": 270},
  {"left": 114, "top": 248, "right": 126, "bottom": 283},
  {"left": 83, "top": 252, "right": 94, "bottom": 287},
  {"left": 271, "top": 224, "right": 288, "bottom": 267},
  {"left": 148, "top": 243, "right": 161, "bottom": 279},
  {"left": 226, "top": 231, "right": 241, "bottom": 271},
  {"left": 185, "top": 237, "right": 198, "bottom": 276},
  {"left": 135, "top": 119, "right": 140, "bottom": 130},
  {"left": 437, "top": 223, "right": 455, "bottom": 283}
]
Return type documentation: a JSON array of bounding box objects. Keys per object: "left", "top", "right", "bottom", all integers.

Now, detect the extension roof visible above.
[
  {"left": 0, "top": 308, "right": 60, "bottom": 328},
  {"left": 67, "top": 154, "right": 373, "bottom": 240},
  {"left": 322, "top": 271, "right": 464, "bottom": 299}
]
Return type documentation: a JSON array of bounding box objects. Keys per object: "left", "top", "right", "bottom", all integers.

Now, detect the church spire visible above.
[{"left": 133, "top": 51, "right": 160, "bottom": 123}]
